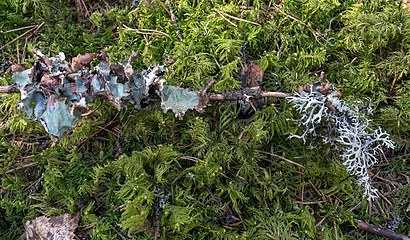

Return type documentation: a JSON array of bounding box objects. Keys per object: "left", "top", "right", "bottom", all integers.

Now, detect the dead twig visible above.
[
  {"left": 356, "top": 219, "right": 410, "bottom": 240},
  {"left": 166, "top": 0, "right": 183, "bottom": 40},
  {"left": 309, "top": 180, "right": 327, "bottom": 202},
  {"left": 0, "top": 22, "right": 44, "bottom": 51},
  {"left": 333, "top": 220, "right": 339, "bottom": 240},
  {"left": 316, "top": 216, "right": 328, "bottom": 228},
  {"left": 204, "top": 79, "right": 216, "bottom": 94},
  {"left": 5, "top": 162, "right": 38, "bottom": 174},
  {"left": 154, "top": 0, "right": 171, "bottom": 16},
  {"left": 216, "top": 11, "right": 237, "bottom": 27},
  {"left": 3, "top": 24, "right": 39, "bottom": 34},
  {"left": 16, "top": 42, "right": 20, "bottom": 64},
  {"left": 295, "top": 200, "right": 326, "bottom": 205},
  {"left": 261, "top": 91, "right": 292, "bottom": 98},
  {"left": 209, "top": 90, "right": 290, "bottom": 101},
  {"left": 113, "top": 204, "right": 125, "bottom": 212},
  {"left": 81, "top": 101, "right": 102, "bottom": 117},
  {"left": 180, "top": 156, "right": 200, "bottom": 162},
  {"left": 215, "top": 9, "right": 261, "bottom": 26},
  {"left": 78, "top": 223, "right": 96, "bottom": 231},
  {"left": 256, "top": 150, "right": 305, "bottom": 169},
  {"left": 0, "top": 83, "right": 292, "bottom": 99},
  {"left": 122, "top": 25, "right": 170, "bottom": 37}
]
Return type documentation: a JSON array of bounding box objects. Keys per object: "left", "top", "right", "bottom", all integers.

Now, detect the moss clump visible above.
[{"left": 1, "top": 0, "right": 409, "bottom": 239}]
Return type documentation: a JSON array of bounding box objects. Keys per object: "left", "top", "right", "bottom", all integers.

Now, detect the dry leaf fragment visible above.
[
  {"left": 325, "top": 99, "right": 336, "bottom": 112},
  {"left": 34, "top": 50, "right": 52, "bottom": 67},
  {"left": 10, "top": 64, "right": 26, "bottom": 73},
  {"left": 110, "top": 64, "right": 127, "bottom": 83},
  {"left": 297, "top": 85, "right": 304, "bottom": 94},
  {"left": 25, "top": 213, "right": 79, "bottom": 240},
  {"left": 303, "top": 84, "right": 311, "bottom": 93},
  {"left": 39, "top": 74, "right": 59, "bottom": 91},
  {"left": 71, "top": 53, "right": 96, "bottom": 71},
  {"left": 240, "top": 64, "right": 263, "bottom": 88}
]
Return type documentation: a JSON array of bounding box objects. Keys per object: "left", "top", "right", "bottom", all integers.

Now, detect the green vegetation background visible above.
[{"left": 0, "top": 0, "right": 409, "bottom": 239}]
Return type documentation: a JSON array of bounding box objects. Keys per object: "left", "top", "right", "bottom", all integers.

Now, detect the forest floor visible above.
[{"left": 0, "top": 1, "right": 409, "bottom": 239}]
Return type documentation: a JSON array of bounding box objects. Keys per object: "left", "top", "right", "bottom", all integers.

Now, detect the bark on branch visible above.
[
  {"left": 356, "top": 220, "right": 410, "bottom": 240},
  {"left": 0, "top": 85, "right": 19, "bottom": 93},
  {"left": 0, "top": 84, "right": 292, "bottom": 99}
]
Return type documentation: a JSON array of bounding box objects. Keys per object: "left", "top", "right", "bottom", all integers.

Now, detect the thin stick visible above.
[
  {"left": 204, "top": 79, "right": 216, "bottom": 93},
  {"left": 216, "top": 9, "right": 261, "bottom": 26},
  {"left": 180, "top": 156, "right": 200, "bottom": 162},
  {"left": 22, "top": 37, "right": 28, "bottom": 63},
  {"left": 295, "top": 200, "right": 326, "bottom": 205},
  {"left": 0, "top": 28, "right": 35, "bottom": 50},
  {"left": 122, "top": 25, "right": 170, "bottom": 37},
  {"left": 1, "top": 84, "right": 294, "bottom": 100},
  {"left": 80, "top": 0, "right": 90, "bottom": 18},
  {"left": 209, "top": 91, "right": 290, "bottom": 101},
  {"left": 16, "top": 42, "right": 20, "bottom": 64},
  {"left": 309, "top": 180, "right": 327, "bottom": 202},
  {"left": 0, "top": 38, "right": 5, "bottom": 62},
  {"left": 256, "top": 150, "right": 305, "bottom": 168},
  {"left": 271, "top": 4, "right": 306, "bottom": 26},
  {"left": 27, "top": 22, "right": 44, "bottom": 37},
  {"left": 154, "top": 0, "right": 171, "bottom": 16},
  {"left": 333, "top": 220, "right": 339, "bottom": 240},
  {"left": 5, "top": 162, "right": 38, "bottom": 174},
  {"left": 356, "top": 220, "right": 410, "bottom": 240},
  {"left": 216, "top": 10, "right": 237, "bottom": 27},
  {"left": 166, "top": 0, "right": 183, "bottom": 40},
  {"left": 316, "top": 216, "right": 327, "bottom": 228},
  {"left": 0, "top": 22, "right": 44, "bottom": 50},
  {"left": 81, "top": 102, "right": 102, "bottom": 117},
  {"left": 111, "top": 226, "right": 128, "bottom": 240},
  {"left": 3, "top": 24, "right": 39, "bottom": 34},
  {"left": 261, "top": 92, "right": 292, "bottom": 98}
]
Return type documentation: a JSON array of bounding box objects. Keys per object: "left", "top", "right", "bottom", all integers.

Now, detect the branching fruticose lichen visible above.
[{"left": 287, "top": 78, "right": 394, "bottom": 200}]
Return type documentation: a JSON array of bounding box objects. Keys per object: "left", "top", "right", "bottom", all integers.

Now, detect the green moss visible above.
[{"left": 1, "top": 0, "right": 409, "bottom": 239}]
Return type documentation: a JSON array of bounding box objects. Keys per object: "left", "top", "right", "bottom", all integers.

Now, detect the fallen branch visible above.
[
  {"left": 0, "top": 51, "right": 396, "bottom": 202},
  {"left": 356, "top": 220, "right": 410, "bottom": 240},
  {"left": 1, "top": 83, "right": 291, "bottom": 98}
]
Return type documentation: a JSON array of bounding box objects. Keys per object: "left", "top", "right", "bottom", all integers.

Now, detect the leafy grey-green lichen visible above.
[
  {"left": 39, "top": 97, "right": 79, "bottom": 137},
  {"left": 160, "top": 85, "right": 200, "bottom": 119}
]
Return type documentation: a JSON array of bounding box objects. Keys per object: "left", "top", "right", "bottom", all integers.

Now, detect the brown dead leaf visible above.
[
  {"left": 297, "top": 85, "right": 304, "bottom": 94},
  {"left": 71, "top": 53, "right": 96, "bottom": 71},
  {"left": 98, "top": 49, "right": 109, "bottom": 62},
  {"left": 325, "top": 99, "right": 336, "bottom": 112},
  {"left": 10, "top": 64, "right": 26, "bottom": 73},
  {"left": 110, "top": 64, "right": 127, "bottom": 83},
  {"left": 303, "top": 84, "right": 311, "bottom": 93},
  {"left": 241, "top": 64, "right": 263, "bottom": 88},
  {"left": 39, "top": 74, "right": 59, "bottom": 91}
]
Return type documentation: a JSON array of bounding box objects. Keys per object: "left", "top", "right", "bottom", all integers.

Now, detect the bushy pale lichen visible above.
[{"left": 287, "top": 80, "right": 394, "bottom": 200}]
